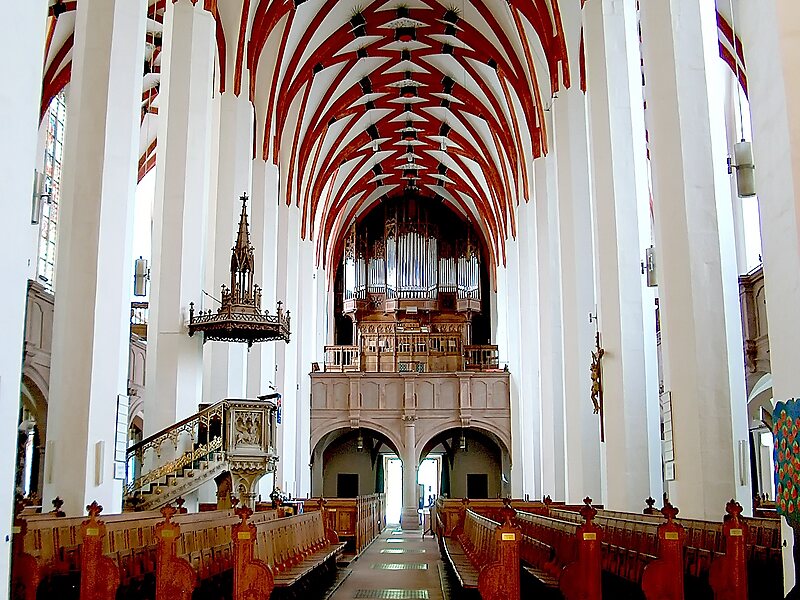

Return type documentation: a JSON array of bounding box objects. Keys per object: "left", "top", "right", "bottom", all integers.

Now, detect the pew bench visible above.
[
  {"left": 438, "top": 503, "right": 522, "bottom": 600},
  {"left": 230, "top": 507, "right": 347, "bottom": 600},
  {"left": 256, "top": 511, "right": 346, "bottom": 589}
]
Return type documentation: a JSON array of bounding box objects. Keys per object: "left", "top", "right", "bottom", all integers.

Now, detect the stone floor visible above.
[{"left": 327, "top": 526, "right": 448, "bottom": 600}]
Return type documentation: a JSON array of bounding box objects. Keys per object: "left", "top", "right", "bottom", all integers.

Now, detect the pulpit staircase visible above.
[{"left": 124, "top": 398, "right": 279, "bottom": 511}]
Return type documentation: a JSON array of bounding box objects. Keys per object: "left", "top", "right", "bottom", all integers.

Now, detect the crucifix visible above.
[{"left": 589, "top": 312, "right": 605, "bottom": 442}]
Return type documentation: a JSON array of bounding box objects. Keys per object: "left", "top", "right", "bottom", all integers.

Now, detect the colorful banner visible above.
[{"left": 774, "top": 399, "right": 800, "bottom": 523}]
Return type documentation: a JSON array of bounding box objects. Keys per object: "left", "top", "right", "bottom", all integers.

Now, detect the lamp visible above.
[
  {"left": 133, "top": 257, "right": 149, "bottom": 297},
  {"left": 728, "top": 140, "right": 756, "bottom": 198},
  {"left": 31, "top": 170, "right": 50, "bottom": 225},
  {"left": 459, "top": 432, "right": 466, "bottom": 450},
  {"left": 356, "top": 431, "right": 364, "bottom": 451}
]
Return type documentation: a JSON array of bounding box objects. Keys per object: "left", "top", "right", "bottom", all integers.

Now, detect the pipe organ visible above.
[
  {"left": 337, "top": 198, "right": 490, "bottom": 373},
  {"left": 343, "top": 200, "right": 481, "bottom": 310}
]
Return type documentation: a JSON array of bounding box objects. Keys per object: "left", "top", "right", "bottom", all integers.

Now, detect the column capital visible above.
[{"left": 401, "top": 414, "right": 417, "bottom": 423}]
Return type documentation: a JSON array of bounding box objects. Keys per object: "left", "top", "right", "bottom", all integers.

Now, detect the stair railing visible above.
[{"left": 124, "top": 400, "right": 228, "bottom": 499}]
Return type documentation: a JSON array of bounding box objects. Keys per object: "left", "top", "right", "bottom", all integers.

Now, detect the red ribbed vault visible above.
[
  {"left": 247, "top": 0, "right": 569, "bottom": 269},
  {"left": 39, "top": 0, "right": 750, "bottom": 269}
]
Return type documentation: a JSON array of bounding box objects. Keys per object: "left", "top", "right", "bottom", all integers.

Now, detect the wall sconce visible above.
[
  {"left": 133, "top": 256, "right": 149, "bottom": 297},
  {"left": 728, "top": 140, "right": 756, "bottom": 198},
  {"left": 356, "top": 431, "right": 364, "bottom": 451},
  {"left": 31, "top": 170, "right": 51, "bottom": 225},
  {"left": 459, "top": 432, "right": 466, "bottom": 450}
]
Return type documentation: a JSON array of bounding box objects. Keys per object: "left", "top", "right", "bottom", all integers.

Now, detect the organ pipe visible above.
[{"left": 342, "top": 198, "right": 481, "bottom": 306}]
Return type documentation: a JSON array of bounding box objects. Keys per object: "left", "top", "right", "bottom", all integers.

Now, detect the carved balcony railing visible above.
[
  {"left": 464, "top": 345, "right": 501, "bottom": 371},
  {"left": 322, "top": 342, "right": 502, "bottom": 373},
  {"left": 323, "top": 345, "right": 360, "bottom": 372},
  {"left": 124, "top": 398, "right": 278, "bottom": 509}
]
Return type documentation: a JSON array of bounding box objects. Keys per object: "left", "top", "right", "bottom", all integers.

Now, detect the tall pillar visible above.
[
  {"left": 534, "top": 137, "right": 567, "bottom": 500},
  {"left": 205, "top": 88, "right": 253, "bottom": 404},
  {"left": 515, "top": 202, "right": 542, "bottom": 498},
  {"left": 146, "top": 0, "right": 215, "bottom": 436},
  {"left": 584, "top": 0, "right": 662, "bottom": 511},
  {"left": 639, "top": 0, "right": 750, "bottom": 519},
  {"left": 551, "top": 7, "right": 602, "bottom": 501},
  {"left": 739, "top": 0, "right": 800, "bottom": 591},
  {"left": 401, "top": 415, "right": 419, "bottom": 529},
  {"left": 278, "top": 207, "right": 301, "bottom": 494},
  {"left": 246, "top": 160, "right": 280, "bottom": 399},
  {"left": 0, "top": 0, "right": 48, "bottom": 583},
  {"left": 295, "top": 237, "right": 314, "bottom": 496},
  {"left": 503, "top": 238, "right": 526, "bottom": 498},
  {"left": 43, "top": 0, "right": 146, "bottom": 514}
]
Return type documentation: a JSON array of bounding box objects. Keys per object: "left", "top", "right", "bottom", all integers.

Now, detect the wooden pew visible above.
[
  {"left": 641, "top": 503, "right": 686, "bottom": 600},
  {"left": 514, "top": 498, "right": 603, "bottom": 600},
  {"left": 434, "top": 497, "right": 549, "bottom": 537},
  {"left": 79, "top": 503, "right": 120, "bottom": 600},
  {"left": 153, "top": 506, "right": 277, "bottom": 600},
  {"left": 303, "top": 494, "right": 386, "bottom": 554},
  {"left": 232, "top": 505, "right": 346, "bottom": 596},
  {"left": 12, "top": 503, "right": 277, "bottom": 600},
  {"left": 708, "top": 500, "right": 748, "bottom": 600},
  {"left": 553, "top": 499, "right": 781, "bottom": 598},
  {"left": 440, "top": 499, "right": 521, "bottom": 600}
]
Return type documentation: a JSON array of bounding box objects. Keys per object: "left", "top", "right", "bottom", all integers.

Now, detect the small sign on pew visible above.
[
  {"left": 501, "top": 533, "right": 516, "bottom": 541},
  {"left": 583, "top": 532, "right": 597, "bottom": 540}
]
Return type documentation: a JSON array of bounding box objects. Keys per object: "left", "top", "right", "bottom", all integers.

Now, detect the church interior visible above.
[{"left": 2, "top": 0, "right": 800, "bottom": 598}]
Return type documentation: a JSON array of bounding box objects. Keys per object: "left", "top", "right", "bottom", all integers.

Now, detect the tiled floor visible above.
[{"left": 328, "top": 527, "right": 446, "bottom": 600}]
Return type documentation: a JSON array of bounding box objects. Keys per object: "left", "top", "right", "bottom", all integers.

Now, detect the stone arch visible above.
[
  {"left": 310, "top": 426, "right": 401, "bottom": 498},
  {"left": 311, "top": 420, "right": 403, "bottom": 459},
  {"left": 416, "top": 421, "right": 511, "bottom": 460}
]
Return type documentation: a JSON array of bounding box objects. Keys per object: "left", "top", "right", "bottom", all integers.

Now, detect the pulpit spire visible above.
[{"left": 188, "top": 193, "right": 290, "bottom": 347}]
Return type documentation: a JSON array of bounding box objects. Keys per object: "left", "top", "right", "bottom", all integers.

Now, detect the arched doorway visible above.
[
  {"left": 420, "top": 428, "right": 511, "bottom": 499},
  {"left": 311, "top": 428, "right": 401, "bottom": 501}
]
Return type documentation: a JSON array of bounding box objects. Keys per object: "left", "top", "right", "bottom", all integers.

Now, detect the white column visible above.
[
  {"left": 205, "top": 89, "right": 253, "bottom": 404},
  {"left": 739, "top": 0, "right": 800, "bottom": 591},
  {"left": 43, "top": 0, "right": 146, "bottom": 514},
  {"left": 295, "top": 237, "right": 314, "bottom": 496},
  {"left": 279, "top": 207, "right": 301, "bottom": 494},
  {"left": 515, "top": 202, "right": 542, "bottom": 498},
  {"left": 584, "top": 0, "right": 662, "bottom": 511},
  {"left": 552, "top": 85, "right": 602, "bottom": 502},
  {"left": 639, "top": 0, "right": 750, "bottom": 519},
  {"left": 401, "top": 416, "right": 419, "bottom": 529},
  {"left": 272, "top": 202, "right": 290, "bottom": 489},
  {"left": 146, "top": 0, "right": 215, "bottom": 435},
  {"left": 503, "top": 236, "right": 526, "bottom": 498},
  {"left": 246, "top": 160, "right": 280, "bottom": 399},
  {"left": 0, "top": 0, "right": 47, "bottom": 586},
  {"left": 534, "top": 139, "right": 567, "bottom": 500}
]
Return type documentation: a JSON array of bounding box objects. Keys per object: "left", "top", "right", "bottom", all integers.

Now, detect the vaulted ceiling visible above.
[{"left": 40, "top": 0, "right": 748, "bottom": 268}]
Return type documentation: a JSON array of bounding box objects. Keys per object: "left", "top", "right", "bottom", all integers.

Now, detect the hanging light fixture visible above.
[
  {"left": 189, "top": 194, "right": 291, "bottom": 347},
  {"left": 133, "top": 256, "right": 149, "bottom": 297},
  {"left": 725, "top": 0, "right": 756, "bottom": 198},
  {"left": 31, "top": 170, "right": 50, "bottom": 225},
  {"left": 356, "top": 431, "right": 364, "bottom": 451}
]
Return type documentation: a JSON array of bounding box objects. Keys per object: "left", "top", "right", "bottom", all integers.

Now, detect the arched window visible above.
[{"left": 37, "top": 91, "right": 67, "bottom": 289}]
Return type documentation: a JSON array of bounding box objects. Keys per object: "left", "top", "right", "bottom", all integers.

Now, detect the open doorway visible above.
[
  {"left": 384, "top": 456, "right": 402, "bottom": 524},
  {"left": 418, "top": 456, "right": 441, "bottom": 508}
]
